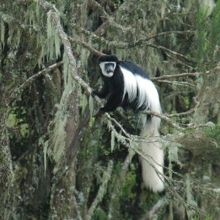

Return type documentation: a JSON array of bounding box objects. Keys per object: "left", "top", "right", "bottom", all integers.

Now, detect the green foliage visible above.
[
  {"left": 46, "top": 11, "right": 61, "bottom": 60},
  {"left": 2, "top": 0, "right": 220, "bottom": 219},
  {"left": 120, "top": 170, "right": 136, "bottom": 201},
  {"left": 93, "top": 208, "right": 107, "bottom": 220},
  {"left": 205, "top": 125, "right": 220, "bottom": 144},
  {"left": 6, "top": 108, "right": 30, "bottom": 138},
  {"left": 195, "top": 1, "right": 220, "bottom": 67}
]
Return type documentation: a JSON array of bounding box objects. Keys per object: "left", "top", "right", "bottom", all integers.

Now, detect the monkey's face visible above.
[{"left": 99, "top": 62, "right": 116, "bottom": 77}]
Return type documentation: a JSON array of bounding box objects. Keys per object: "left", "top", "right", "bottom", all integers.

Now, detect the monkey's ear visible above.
[
  {"left": 97, "top": 50, "right": 114, "bottom": 62},
  {"left": 102, "top": 50, "right": 112, "bottom": 55}
]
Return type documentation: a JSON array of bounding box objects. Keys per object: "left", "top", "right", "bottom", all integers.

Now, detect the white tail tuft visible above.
[
  {"left": 139, "top": 79, "right": 164, "bottom": 192},
  {"left": 140, "top": 119, "right": 164, "bottom": 192},
  {"left": 120, "top": 65, "right": 164, "bottom": 192}
]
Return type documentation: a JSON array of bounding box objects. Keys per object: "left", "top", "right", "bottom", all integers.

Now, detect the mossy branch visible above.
[
  {"left": 86, "top": 160, "right": 114, "bottom": 220},
  {"left": 9, "top": 61, "right": 63, "bottom": 103},
  {"left": 88, "top": 0, "right": 133, "bottom": 33}
]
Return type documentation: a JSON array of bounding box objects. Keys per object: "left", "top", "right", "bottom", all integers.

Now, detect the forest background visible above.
[{"left": 1, "top": 0, "right": 220, "bottom": 219}]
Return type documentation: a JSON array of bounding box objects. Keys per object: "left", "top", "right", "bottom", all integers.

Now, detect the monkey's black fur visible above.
[
  {"left": 94, "top": 55, "right": 164, "bottom": 192},
  {"left": 94, "top": 55, "right": 150, "bottom": 113}
]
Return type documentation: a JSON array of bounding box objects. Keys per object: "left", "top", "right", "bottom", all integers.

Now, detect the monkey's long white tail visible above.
[
  {"left": 140, "top": 116, "right": 164, "bottom": 192},
  {"left": 139, "top": 80, "right": 164, "bottom": 192}
]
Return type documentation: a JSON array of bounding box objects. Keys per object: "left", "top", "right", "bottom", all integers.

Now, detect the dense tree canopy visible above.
[{"left": 1, "top": 0, "right": 220, "bottom": 219}]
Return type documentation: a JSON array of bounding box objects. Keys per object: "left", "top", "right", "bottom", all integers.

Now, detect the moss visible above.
[
  {"left": 6, "top": 113, "right": 17, "bottom": 128},
  {"left": 93, "top": 208, "right": 108, "bottom": 220},
  {"left": 120, "top": 170, "right": 137, "bottom": 203},
  {"left": 205, "top": 125, "right": 220, "bottom": 144}
]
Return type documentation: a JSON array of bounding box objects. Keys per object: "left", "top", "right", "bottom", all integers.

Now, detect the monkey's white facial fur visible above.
[{"left": 99, "top": 62, "right": 116, "bottom": 77}]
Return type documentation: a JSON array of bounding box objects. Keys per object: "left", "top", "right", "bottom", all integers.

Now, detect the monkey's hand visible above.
[
  {"left": 91, "top": 90, "right": 98, "bottom": 97},
  {"left": 91, "top": 86, "right": 109, "bottom": 99},
  {"left": 94, "top": 108, "right": 105, "bottom": 118},
  {"left": 92, "top": 90, "right": 104, "bottom": 99}
]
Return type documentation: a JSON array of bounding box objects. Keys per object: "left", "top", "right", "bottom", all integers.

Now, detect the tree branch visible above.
[
  {"left": 88, "top": 0, "right": 132, "bottom": 33},
  {"left": 145, "top": 111, "right": 184, "bottom": 130},
  {"left": 151, "top": 64, "right": 220, "bottom": 82},
  {"left": 86, "top": 160, "right": 114, "bottom": 220},
  {"left": 145, "top": 43, "right": 196, "bottom": 65},
  {"left": 69, "top": 37, "right": 105, "bottom": 57},
  {"left": 70, "top": 21, "right": 195, "bottom": 66},
  {"left": 142, "top": 197, "right": 168, "bottom": 220},
  {"left": 139, "top": 30, "right": 195, "bottom": 42},
  {"left": 151, "top": 72, "right": 199, "bottom": 81},
  {"left": 9, "top": 61, "right": 63, "bottom": 103}
]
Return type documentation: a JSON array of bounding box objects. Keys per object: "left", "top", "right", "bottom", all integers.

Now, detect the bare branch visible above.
[
  {"left": 88, "top": 0, "right": 132, "bottom": 33},
  {"left": 70, "top": 22, "right": 195, "bottom": 66},
  {"left": 155, "top": 79, "right": 195, "bottom": 87},
  {"left": 73, "top": 195, "right": 83, "bottom": 220},
  {"left": 145, "top": 43, "right": 196, "bottom": 65},
  {"left": 168, "top": 108, "right": 196, "bottom": 117},
  {"left": 68, "top": 19, "right": 197, "bottom": 69},
  {"left": 151, "top": 64, "right": 220, "bottom": 82},
  {"left": 145, "top": 111, "right": 184, "bottom": 130},
  {"left": 69, "top": 37, "right": 105, "bottom": 57},
  {"left": 140, "top": 30, "right": 195, "bottom": 42},
  {"left": 151, "top": 72, "right": 199, "bottom": 81}
]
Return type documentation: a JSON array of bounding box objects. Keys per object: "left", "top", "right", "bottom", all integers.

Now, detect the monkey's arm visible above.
[
  {"left": 100, "top": 93, "right": 123, "bottom": 112},
  {"left": 93, "top": 83, "right": 109, "bottom": 99}
]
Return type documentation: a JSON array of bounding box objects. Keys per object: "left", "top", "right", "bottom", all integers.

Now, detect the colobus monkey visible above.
[{"left": 93, "top": 55, "right": 164, "bottom": 192}]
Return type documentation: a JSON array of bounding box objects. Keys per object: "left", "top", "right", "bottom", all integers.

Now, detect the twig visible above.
[
  {"left": 145, "top": 111, "right": 183, "bottom": 130},
  {"left": 167, "top": 108, "right": 196, "bottom": 117},
  {"left": 88, "top": 0, "right": 132, "bottom": 33},
  {"left": 152, "top": 60, "right": 220, "bottom": 81},
  {"left": 86, "top": 160, "right": 114, "bottom": 220},
  {"left": 151, "top": 72, "right": 199, "bottom": 81},
  {"left": 145, "top": 43, "right": 195, "bottom": 65},
  {"left": 106, "top": 114, "right": 131, "bottom": 138},
  {"left": 142, "top": 197, "right": 168, "bottom": 220},
  {"left": 73, "top": 195, "right": 83, "bottom": 220},
  {"left": 155, "top": 79, "right": 195, "bottom": 87},
  {"left": 69, "top": 20, "right": 195, "bottom": 67},
  {"left": 140, "top": 30, "right": 195, "bottom": 42},
  {"left": 121, "top": 148, "right": 136, "bottom": 177},
  {"left": 106, "top": 118, "right": 168, "bottom": 186},
  {"left": 69, "top": 37, "right": 104, "bottom": 57},
  {"left": 71, "top": 23, "right": 127, "bottom": 48},
  {"left": 70, "top": 22, "right": 195, "bottom": 66}
]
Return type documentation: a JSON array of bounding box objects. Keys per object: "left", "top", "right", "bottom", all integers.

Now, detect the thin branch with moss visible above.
[
  {"left": 69, "top": 37, "right": 104, "bottom": 57},
  {"left": 70, "top": 23, "right": 195, "bottom": 66},
  {"left": 9, "top": 61, "right": 63, "bottom": 103},
  {"left": 88, "top": 0, "right": 133, "bottom": 33},
  {"left": 86, "top": 160, "right": 114, "bottom": 220},
  {"left": 141, "top": 197, "right": 168, "bottom": 220},
  {"left": 137, "top": 30, "right": 195, "bottom": 43}
]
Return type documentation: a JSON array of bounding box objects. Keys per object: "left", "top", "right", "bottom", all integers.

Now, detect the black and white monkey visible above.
[{"left": 93, "top": 55, "right": 164, "bottom": 192}]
